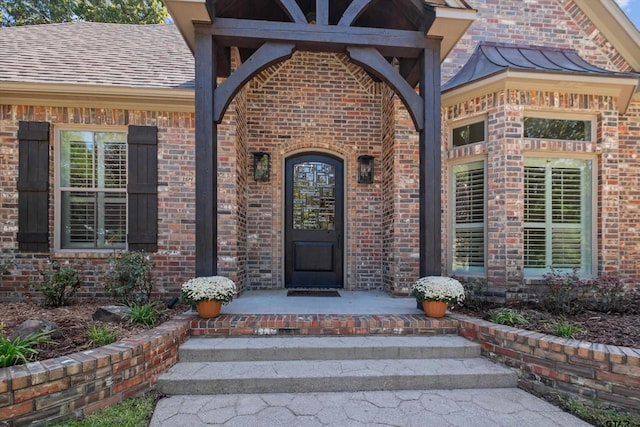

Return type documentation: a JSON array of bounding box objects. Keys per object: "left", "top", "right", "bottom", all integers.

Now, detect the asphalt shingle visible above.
[{"left": 0, "top": 22, "right": 194, "bottom": 90}]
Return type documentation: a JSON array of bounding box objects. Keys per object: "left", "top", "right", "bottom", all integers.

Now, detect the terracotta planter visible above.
[
  {"left": 196, "top": 300, "right": 222, "bottom": 319},
  {"left": 422, "top": 301, "right": 447, "bottom": 318}
]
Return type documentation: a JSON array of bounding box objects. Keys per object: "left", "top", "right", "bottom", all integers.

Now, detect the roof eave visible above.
[
  {"left": 442, "top": 70, "right": 639, "bottom": 114},
  {"left": 163, "top": 0, "right": 211, "bottom": 54},
  {"left": 428, "top": 6, "right": 477, "bottom": 61},
  {"left": 165, "top": 0, "right": 476, "bottom": 62},
  {"left": 573, "top": 0, "right": 640, "bottom": 72},
  {"left": 0, "top": 81, "right": 195, "bottom": 112}
]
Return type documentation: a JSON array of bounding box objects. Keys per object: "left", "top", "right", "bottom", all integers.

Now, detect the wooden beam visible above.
[
  {"left": 275, "top": 0, "right": 307, "bottom": 24},
  {"left": 316, "top": 0, "right": 328, "bottom": 25},
  {"left": 338, "top": 0, "right": 372, "bottom": 26},
  {"left": 419, "top": 45, "right": 442, "bottom": 277},
  {"left": 205, "top": 19, "right": 436, "bottom": 57},
  {"left": 347, "top": 46, "right": 424, "bottom": 131},
  {"left": 399, "top": 57, "right": 420, "bottom": 88},
  {"left": 195, "top": 29, "right": 218, "bottom": 277},
  {"left": 214, "top": 42, "right": 295, "bottom": 123}
]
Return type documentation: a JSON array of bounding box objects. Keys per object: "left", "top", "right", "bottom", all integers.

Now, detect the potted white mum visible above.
[
  {"left": 411, "top": 276, "right": 465, "bottom": 318},
  {"left": 181, "top": 276, "right": 236, "bottom": 319}
]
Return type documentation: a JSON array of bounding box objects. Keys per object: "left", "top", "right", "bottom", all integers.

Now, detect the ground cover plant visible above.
[{"left": 51, "top": 391, "right": 160, "bottom": 427}]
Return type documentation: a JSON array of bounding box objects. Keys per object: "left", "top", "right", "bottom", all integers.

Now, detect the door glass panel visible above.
[{"left": 292, "top": 162, "right": 335, "bottom": 230}]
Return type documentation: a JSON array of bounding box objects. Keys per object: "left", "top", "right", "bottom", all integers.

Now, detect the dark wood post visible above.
[
  {"left": 195, "top": 28, "right": 218, "bottom": 277},
  {"left": 419, "top": 44, "right": 442, "bottom": 277}
]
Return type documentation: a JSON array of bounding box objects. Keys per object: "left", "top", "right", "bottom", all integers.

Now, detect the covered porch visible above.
[{"left": 165, "top": 0, "right": 475, "bottom": 294}]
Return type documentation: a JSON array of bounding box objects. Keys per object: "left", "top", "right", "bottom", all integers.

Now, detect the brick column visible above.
[{"left": 485, "top": 96, "right": 524, "bottom": 290}]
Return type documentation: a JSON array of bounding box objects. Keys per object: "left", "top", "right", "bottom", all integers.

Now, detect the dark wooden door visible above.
[{"left": 285, "top": 153, "right": 344, "bottom": 288}]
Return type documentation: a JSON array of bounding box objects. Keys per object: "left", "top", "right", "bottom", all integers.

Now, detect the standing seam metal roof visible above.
[{"left": 442, "top": 42, "right": 639, "bottom": 91}]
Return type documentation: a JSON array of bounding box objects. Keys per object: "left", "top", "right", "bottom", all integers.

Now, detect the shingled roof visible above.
[
  {"left": 443, "top": 42, "right": 638, "bottom": 91},
  {"left": 0, "top": 22, "right": 194, "bottom": 90}
]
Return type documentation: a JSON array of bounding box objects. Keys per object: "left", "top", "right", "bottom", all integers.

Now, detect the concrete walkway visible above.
[
  {"left": 151, "top": 389, "right": 591, "bottom": 426},
  {"left": 150, "top": 290, "right": 592, "bottom": 427}
]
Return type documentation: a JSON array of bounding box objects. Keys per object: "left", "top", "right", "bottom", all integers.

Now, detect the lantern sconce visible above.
[
  {"left": 357, "top": 155, "right": 374, "bottom": 184},
  {"left": 253, "top": 152, "right": 270, "bottom": 182}
]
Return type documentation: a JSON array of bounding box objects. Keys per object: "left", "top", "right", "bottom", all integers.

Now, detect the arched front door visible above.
[{"left": 285, "top": 153, "right": 344, "bottom": 288}]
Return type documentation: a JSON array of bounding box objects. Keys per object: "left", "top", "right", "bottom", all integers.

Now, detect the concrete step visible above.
[
  {"left": 178, "top": 335, "right": 481, "bottom": 362},
  {"left": 155, "top": 357, "right": 517, "bottom": 395},
  {"left": 157, "top": 336, "right": 516, "bottom": 395}
]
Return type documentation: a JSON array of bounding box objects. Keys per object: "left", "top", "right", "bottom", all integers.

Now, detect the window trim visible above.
[
  {"left": 449, "top": 156, "right": 487, "bottom": 276},
  {"left": 449, "top": 115, "right": 487, "bottom": 149},
  {"left": 54, "top": 125, "right": 128, "bottom": 253},
  {"left": 523, "top": 111, "right": 597, "bottom": 142},
  {"left": 523, "top": 153, "right": 598, "bottom": 277}
]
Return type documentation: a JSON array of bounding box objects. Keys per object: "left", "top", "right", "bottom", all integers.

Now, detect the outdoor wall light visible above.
[
  {"left": 357, "top": 155, "right": 374, "bottom": 184},
  {"left": 253, "top": 152, "right": 270, "bottom": 182}
]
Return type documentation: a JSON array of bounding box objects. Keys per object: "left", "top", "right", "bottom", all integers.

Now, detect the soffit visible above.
[{"left": 164, "top": 0, "right": 475, "bottom": 63}]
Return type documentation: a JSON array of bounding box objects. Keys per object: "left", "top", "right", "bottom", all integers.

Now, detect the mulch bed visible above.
[{"left": 1, "top": 298, "right": 638, "bottom": 363}]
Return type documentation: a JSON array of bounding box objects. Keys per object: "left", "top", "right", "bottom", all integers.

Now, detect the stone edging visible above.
[{"left": 1, "top": 311, "right": 638, "bottom": 426}]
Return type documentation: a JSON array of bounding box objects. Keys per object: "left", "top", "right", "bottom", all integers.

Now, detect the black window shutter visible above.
[
  {"left": 17, "top": 121, "right": 50, "bottom": 252},
  {"left": 127, "top": 125, "right": 158, "bottom": 252}
]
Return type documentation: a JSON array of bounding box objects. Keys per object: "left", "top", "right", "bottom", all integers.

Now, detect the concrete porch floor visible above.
[{"left": 217, "top": 290, "right": 421, "bottom": 315}]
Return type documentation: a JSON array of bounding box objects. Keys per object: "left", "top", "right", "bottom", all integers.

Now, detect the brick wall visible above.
[
  {"left": 243, "top": 51, "right": 390, "bottom": 291},
  {"left": 0, "top": 316, "right": 190, "bottom": 426},
  {"left": 457, "top": 314, "right": 640, "bottom": 414},
  {"left": 443, "top": 0, "right": 632, "bottom": 83},
  {"left": 443, "top": 90, "right": 640, "bottom": 291},
  {"left": 0, "top": 105, "right": 197, "bottom": 299}
]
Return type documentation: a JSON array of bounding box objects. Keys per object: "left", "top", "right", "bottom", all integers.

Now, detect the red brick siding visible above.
[
  {"left": 244, "top": 51, "right": 388, "bottom": 290},
  {"left": 443, "top": 0, "right": 632, "bottom": 84},
  {"left": 0, "top": 105, "right": 196, "bottom": 299}
]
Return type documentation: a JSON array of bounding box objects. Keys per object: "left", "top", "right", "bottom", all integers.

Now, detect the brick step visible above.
[{"left": 188, "top": 313, "right": 459, "bottom": 337}]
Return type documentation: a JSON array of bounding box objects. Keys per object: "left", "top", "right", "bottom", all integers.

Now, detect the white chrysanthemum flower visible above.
[
  {"left": 411, "top": 276, "right": 465, "bottom": 305},
  {"left": 181, "top": 276, "right": 237, "bottom": 305}
]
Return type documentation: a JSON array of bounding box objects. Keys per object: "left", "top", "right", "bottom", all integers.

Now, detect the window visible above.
[
  {"left": 452, "top": 120, "right": 485, "bottom": 147},
  {"left": 452, "top": 161, "right": 485, "bottom": 274},
  {"left": 524, "top": 157, "right": 593, "bottom": 275},
  {"left": 58, "top": 130, "right": 127, "bottom": 249},
  {"left": 524, "top": 117, "right": 592, "bottom": 141}
]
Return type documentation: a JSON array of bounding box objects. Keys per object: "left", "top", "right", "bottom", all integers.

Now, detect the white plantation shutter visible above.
[
  {"left": 59, "top": 131, "right": 127, "bottom": 249},
  {"left": 524, "top": 158, "right": 592, "bottom": 274},
  {"left": 452, "top": 161, "right": 485, "bottom": 273}
]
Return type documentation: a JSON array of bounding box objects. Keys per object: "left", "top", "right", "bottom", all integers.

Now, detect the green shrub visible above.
[
  {"left": 587, "top": 275, "right": 627, "bottom": 313},
  {"left": 460, "top": 280, "right": 489, "bottom": 311},
  {"left": 126, "top": 303, "right": 161, "bottom": 328},
  {"left": 104, "top": 252, "right": 154, "bottom": 306},
  {"left": 39, "top": 261, "right": 81, "bottom": 307},
  {"left": 550, "top": 318, "right": 582, "bottom": 338},
  {"left": 541, "top": 268, "right": 587, "bottom": 315},
  {"left": 86, "top": 325, "right": 118, "bottom": 346},
  {"left": 0, "top": 331, "right": 53, "bottom": 367},
  {"left": 490, "top": 308, "right": 528, "bottom": 327}
]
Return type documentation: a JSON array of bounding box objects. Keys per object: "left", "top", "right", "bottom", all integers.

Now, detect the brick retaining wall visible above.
[
  {"left": 454, "top": 314, "right": 640, "bottom": 414},
  {"left": 0, "top": 316, "right": 191, "bottom": 427},
  {"left": 1, "top": 312, "right": 638, "bottom": 426}
]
